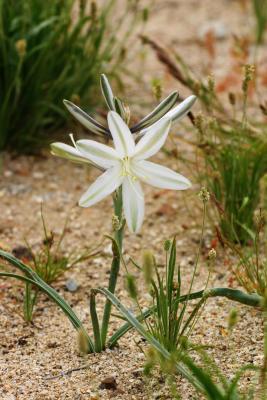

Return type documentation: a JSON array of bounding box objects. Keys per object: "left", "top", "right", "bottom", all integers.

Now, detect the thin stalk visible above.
[{"left": 100, "top": 186, "right": 124, "bottom": 347}]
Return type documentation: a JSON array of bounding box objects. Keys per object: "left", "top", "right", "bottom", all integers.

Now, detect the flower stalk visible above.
[{"left": 100, "top": 187, "right": 124, "bottom": 347}]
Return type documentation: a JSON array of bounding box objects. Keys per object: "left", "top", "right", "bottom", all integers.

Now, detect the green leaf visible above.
[{"left": 0, "top": 251, "right": 95, "bottom": 353}]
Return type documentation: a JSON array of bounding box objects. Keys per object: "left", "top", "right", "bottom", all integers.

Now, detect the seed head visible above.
[
  {"left": 207, "top": 74, "right": 215, "bottom": 96},
  {"left": 195, "top": 112, "right": 205, "bottom": 136},
  {"left": 15, "top": 39, "right": 27, "bottom": 58},
  {"left": 208, "top": 248, "right": 216, "bottom": 260},
  {"left": 163, "top": 239, "right": 171, "bottom": 252},
  {"left": 198, "top": 187, "right": 210, "bottom": 203},
  {"left": 242, "top": 64, "right": 255, "bottom": 94}
]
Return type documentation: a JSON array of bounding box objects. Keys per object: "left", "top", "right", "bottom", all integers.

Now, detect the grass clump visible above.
[
  {"left": 0, "top": 0, "right": 145, "bottom": 151},
  {"left": 142, "top": 36, "right": 267, "bottom": 244},
  {"left": 1, "top": 207, "right": 99, "bottom": 322},
  {"left": 225, "top": 210, "right": 267, "bottom": 297}
]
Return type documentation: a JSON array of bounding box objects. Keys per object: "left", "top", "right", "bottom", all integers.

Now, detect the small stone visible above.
[
  {"left": 99, "top": 376, "right": 117, "bottom": 390},
  {"left": 65, "top": 278, "right": 79, "bottom": 292},
  {"left": 32, "top": 171, "right": 44, "bottom": 179}
]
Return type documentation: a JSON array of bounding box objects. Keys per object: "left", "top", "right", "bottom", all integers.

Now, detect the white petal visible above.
[
  {"left": 122, "top": 178, "right": 144, "bottom": 233},
  {"left": 164, "top": 95, "right": 197, "bottom": 123},
  {"left": 133, "top": 118, "right": 171, "bottom": 161},
  {"left": 132, "top": 160, "right": 191, "bottom": 190},
  {"left": 107, "top": 111, "right": 135, "bottom": 157},
  {"left": 51, "top": 142, "right": 91, "bottom": 165},
  {"left": 76, "top": 139, "right": 119, "bottom": 169},
  {"left": 79, "top": 165, "right": 123, "bottom": 207}
]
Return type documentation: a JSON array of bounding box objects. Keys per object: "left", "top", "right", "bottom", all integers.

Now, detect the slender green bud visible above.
[
  {"left": 142, "top": 250, "right": 154, "bottom": 285},
  {"left": 126, "top": 274, "right": 138, "bottom": 299},
  {"left": 228, "top": 308, "right": 238, "bottom": 331},
  {"left": 77, "top": 328, "right": 89, "bottom": 354}
]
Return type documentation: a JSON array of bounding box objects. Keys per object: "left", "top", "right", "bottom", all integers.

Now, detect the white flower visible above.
[{"left": 51, "top": 112, "right": 191, "bottom": 233}]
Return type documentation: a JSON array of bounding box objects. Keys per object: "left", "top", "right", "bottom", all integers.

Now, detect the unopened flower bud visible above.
[
  {"left": 77, "top": 328, "right": 89, "bottom": 354},
  {"left": 142, "top": 250, "right": 154, "bottom": 285},
  {"left": 15, "top": 39, "right": 27, "bottom": 58},
  {"left": 198, "top": 187, "right": 210, "bottom": 203}
]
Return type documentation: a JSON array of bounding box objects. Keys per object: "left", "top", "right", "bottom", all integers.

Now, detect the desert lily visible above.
[
  {"left": 52, "top": 111, "right": 191, "bottom": 233},
  {"left": 51, "top": 75, "right": 196, "bottom": 351}
]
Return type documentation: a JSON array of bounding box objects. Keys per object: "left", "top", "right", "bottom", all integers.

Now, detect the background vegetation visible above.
[{"left": 0, "top": 0, "right": 145, "bottom": 151}]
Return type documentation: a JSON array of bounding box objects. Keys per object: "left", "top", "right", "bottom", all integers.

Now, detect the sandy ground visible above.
[{"left": 0, "top": 0, "right": 266, "bottom": 399}]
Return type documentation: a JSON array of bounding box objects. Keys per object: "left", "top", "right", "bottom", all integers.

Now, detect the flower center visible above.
[{"left": 121, "top": 157, "right": 136, "bottom": 180}]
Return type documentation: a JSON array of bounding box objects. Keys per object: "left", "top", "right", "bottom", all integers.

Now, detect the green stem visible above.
[
  {"left": 100, "top": 186, "right": 124, "bottom": 347},
  {"left": 90, "top": 290, "right": 102, "bottom": 352},
  {"left": 108, "top": 287, "right": 262, "bottom": 348}
]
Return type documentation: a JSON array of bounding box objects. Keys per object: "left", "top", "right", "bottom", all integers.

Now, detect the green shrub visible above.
[{"left": 0, "top": 0, "right": 143, "bottom": 151}]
